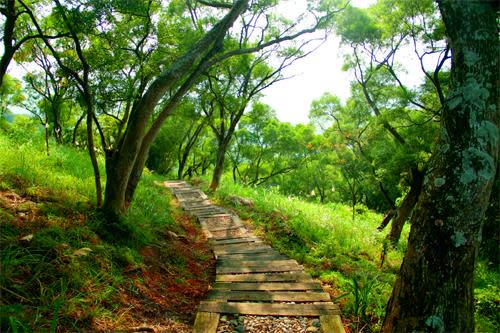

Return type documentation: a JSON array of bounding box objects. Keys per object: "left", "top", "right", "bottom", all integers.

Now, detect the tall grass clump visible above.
[
  {"left": 0, "top": 131, "right": 102, "bottom": 204},
  {"left": 0, "top": 126, "right": 187, "bottom": 332}
]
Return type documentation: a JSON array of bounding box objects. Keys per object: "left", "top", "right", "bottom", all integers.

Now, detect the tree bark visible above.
[{"left": 382, "top": 1, "right": 499, "bottom": 331}]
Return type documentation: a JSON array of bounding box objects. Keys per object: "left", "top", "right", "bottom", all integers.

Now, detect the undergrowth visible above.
[
  {"left": 206, "top": 176, "right": 499, "bottom": 333},
  {"left": 0, "top": 128, "right": 213, "bottom": 332}
]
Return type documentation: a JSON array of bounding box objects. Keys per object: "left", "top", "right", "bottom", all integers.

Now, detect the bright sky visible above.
[{"left": 261, "top": 0, "right": 375, "bottom": 124}]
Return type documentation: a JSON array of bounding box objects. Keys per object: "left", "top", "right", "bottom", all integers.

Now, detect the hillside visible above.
[
  {"left": 0, "top": 132, "right": 214, "bottom": 332},
  {"left": 0, "top": 129, "right": 498, "bottom": 332}
]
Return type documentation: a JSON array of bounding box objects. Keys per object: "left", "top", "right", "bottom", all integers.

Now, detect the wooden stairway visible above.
[{"left": 165, "top": 181, "right": 345, "bottom": 333}]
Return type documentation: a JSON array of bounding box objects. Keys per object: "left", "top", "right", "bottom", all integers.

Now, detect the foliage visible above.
[{"left": 0, "top": 74, "right": 25, "bottom": 118}]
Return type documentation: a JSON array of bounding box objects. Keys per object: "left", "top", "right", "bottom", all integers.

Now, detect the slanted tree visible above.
[
  {"left": 335, "top": 0, "right": 448, "bottom": 245},
  {"left": 14, "top": 0, "right": 337, "bottom": 222},
  {"left": 382, "top": 0, "right": 498, "bottom": 331}
]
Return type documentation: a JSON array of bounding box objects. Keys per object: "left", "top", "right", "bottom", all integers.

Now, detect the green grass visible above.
[
  {"left": 206, "top": 176, "right": 499, "bottom": 333},
  {"left": 0, "top": 128, "right": 198, "bottom": 332}
]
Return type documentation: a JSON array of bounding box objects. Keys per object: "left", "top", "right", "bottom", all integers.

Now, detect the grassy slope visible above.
[
  {"left": 0, "top": 132, "right": 214, "bottom": 332},
  {"left": 206, "top": 176, "right": 499, "bottom": 333}
]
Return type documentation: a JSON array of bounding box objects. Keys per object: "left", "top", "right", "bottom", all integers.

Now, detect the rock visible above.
[
  {"left": 235, "top": 324, "right": 245, "bottom": 332},
  {"left": 220, "top": 315, "right": 227, "bottom": 322},
  {"left": 229, "top": 319, "right": 239, "bottom": 326},
  {"left": 229, "top": 195, "right": 254, "bottom": 207},
  {"left": 306, "top": 326, "right": 319, "bottom": 332},
  {"left": 312, "top": 319, "right": 321, "bottom": 327}
]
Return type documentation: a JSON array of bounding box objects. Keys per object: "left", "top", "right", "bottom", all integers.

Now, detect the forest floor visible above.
[{"left": 0, "top": 174, "right": 216, "bottom": 332}]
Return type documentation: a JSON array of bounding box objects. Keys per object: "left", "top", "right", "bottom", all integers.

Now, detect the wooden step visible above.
[
  {"left": 217, "top": 259, "right": 298, "bottom": 267},
  {"left": 213, "top": 246, "right": 271, "bottom": 256},
  {"left": 217, "top": 264, "right": 303, "bottom": 274},
  {"left": 212, "top": 242, "right": 266, "bottom": 251},
  {"left": 216, "top": 252, "right": 286, "bottom": 262},
  {"left": 198, "top": 301, "right": 340, "bottom": 316},
  {"left": 211, "top": 237, "right": 261, "bottom": 245},
  {"left": 192, "top": 312, "right": 219, "bottom": 333},
  {"left": 207, "top": 290, "right": 331, "bottom": 302},
  {"left": 206, "top": 224, "right": 244, "bottom": 232},
  {"left": 213, "top": 281, "right": 323, "bottom": 291},
  {"left": 216, "top": 272, "right": 313, "bottom": 283}
]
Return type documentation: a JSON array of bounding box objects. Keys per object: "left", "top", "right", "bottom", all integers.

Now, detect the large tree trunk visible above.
[{"left": 382, "top": 1, "right": 498, "bottom": 332}]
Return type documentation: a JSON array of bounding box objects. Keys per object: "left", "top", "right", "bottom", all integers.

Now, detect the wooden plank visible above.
[
  {"left": 213, "top": 281, "right": 323, "bottom": 291},
  {"left": 207, "top": 290, "right": 331, "bottom": 302},
  {"left": 212, "top": 242, "right": 266, "bottom": 251},
  {"left": 189, "top": 206, "right": 224, "bottom": 212},
  {"left": 207, "top": 225, "right": 243, "bottom": 232},
  {"left": 218, "top": 259, "right": 297, "bottom": 267},
  {"left": 216, "top": 253, "right": 286, "bottom": 261},
  {"left": 213, "top": 246, "right": 271, "bottom": 256},
  {"left": 182, "top": 201, "right": 213, "bottom": 208},
  {"left": 211, "top": 237, "right": 261, "bottom": 245},
  {"left": 216, "top": 272, "right": 313, "bottom": 283},
  {"left": 192, "top": 209, "right": 226, "bottom": 214},
  {"left": 217, "top": 263, "right": 303, "bottom": 274},
  {"left": 320, "top": 315, "right": 345, "bottom": 333},
  {"left": 196, "top": 212, "right": 229, "bottom": 218},
  {"left": 177, "top": 192, "right": 208, "bottom": 201},
  {"left": 192, "top": 311, "right": 219, "bottom": 333},
  {"left": 198, "top": 301, "right": 340, "bottom": 316}
]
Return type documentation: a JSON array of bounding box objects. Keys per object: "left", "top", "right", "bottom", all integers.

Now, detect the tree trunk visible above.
[
  {"left": 72, "top": 112, "right": 85, "bottom": 145},
  {"left": 386, "top": 168, "right": 425, "bottom": 246},
  {"left": 377, "top": 210, "right": 396, "bottom": 231},
  {"left": 85, "top": 100, "right": 102, "bottom": 208},
  {"left": 178, "top": 120, "right": 205, "bottom": 180},
  {"left": 210, "top": 138, "right": 230, "bottom": 190},
  {"left": 178, "top": 156, "right": 188, "bottom": 180},
  {"left": 382, "top": 1, "right": 498, "bottom": 331},
  {"left": 0, "top": 0, "right": 16, "bottom": 88}
]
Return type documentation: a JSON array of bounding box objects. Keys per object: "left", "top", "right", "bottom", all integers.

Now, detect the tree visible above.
[
  {"left": 0, "top": 0, "right": 69, "bottom": 86},
  {"left": 202, "top": 47, "right": 308, "bottom": 190},
  {"left": 335, "top": 0, "right": 449, "bottom": 245},
  {"left": 0, "top": 74, "right": 24, "bottom": 117},
  {"left": 12, "top": 0, "right": 337, "bottom": 221},
  {"left": 382, "top": 1, "right": 498, "bottom": 331}
]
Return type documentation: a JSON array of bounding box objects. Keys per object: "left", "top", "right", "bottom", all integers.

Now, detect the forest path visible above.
[{"left": 165, "top": 181, "right": 345, "bottom": 333}]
